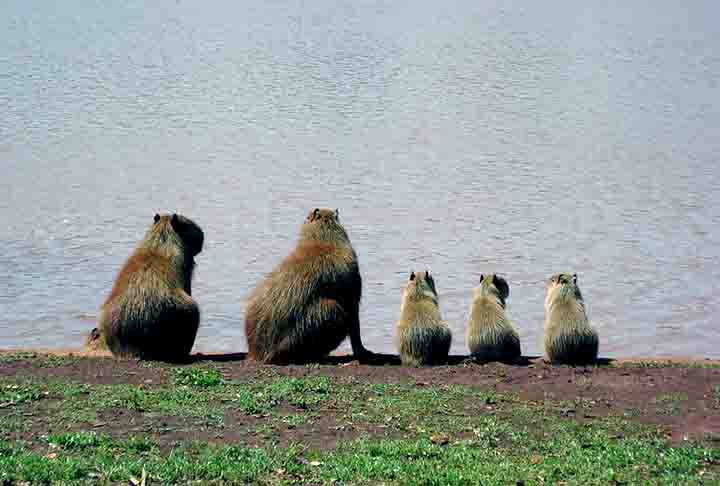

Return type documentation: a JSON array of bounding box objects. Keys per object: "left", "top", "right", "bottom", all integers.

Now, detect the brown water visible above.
[{"left": 1, "top": 0, "right": 719, "bottom": 358}]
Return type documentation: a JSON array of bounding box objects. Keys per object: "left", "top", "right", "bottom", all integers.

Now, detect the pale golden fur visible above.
[
  {"left": 543, "top": 273, "right": 598, "bottom": 365},
  {"left": 466, "top": 274, "right": 521, "bottom": 363},
  {"left": 396, "top": 271, "right": 451, "bottom": 366},
  {"left": 244, "top": 208, "right": 370, "bottom": 363},
  {"left": 98, "top": 213, "right": 203, "bottom": 362}
]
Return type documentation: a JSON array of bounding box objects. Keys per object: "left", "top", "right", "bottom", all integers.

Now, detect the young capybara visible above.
[
  {"left": 396, "top": 271, "right": 452, "bottom": 366},
  {"left": 466, "top": 274, "right": 521, "bottom": 363},
  {"left": 98, "top": 213, "right": 204, "bottom": 362},
  {"left": 244, "top": 208, "right": 371, "bottom": 364},
  {"left": 543, "top": 272, "right": 598, "bottom": 365}
]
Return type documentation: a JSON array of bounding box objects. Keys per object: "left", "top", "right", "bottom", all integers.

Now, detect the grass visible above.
[
  {"left": 653, "top": 393, "right": 689, "bottom": 416},
  {"left": 0, "top": 383, "right": 48, "bottom": 407},
  {"left": 0, "top": 357, "right": 718, "bottom": 484},
  {"left": 0, "top": 427, "right": 717, "bottom": 485},
  {"left": 173, "top": 366, "right": 225, "bottom": 388}
]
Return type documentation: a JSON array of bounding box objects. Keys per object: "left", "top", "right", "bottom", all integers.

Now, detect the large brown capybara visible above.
[
  {"left": 543, "top": 272, "right": 598, "bottom": 365},
  {"left": 396, "top": 271, "right": 452, "bottom": 366},
  {"left": 244, "top": 208, "right": 371, "bottom": 364},
  {"left": 98, "top": 213, "right": 203, "bottom": 362},
  {"left": 466, "top": 273, "right": 521, "bottom": 364}
]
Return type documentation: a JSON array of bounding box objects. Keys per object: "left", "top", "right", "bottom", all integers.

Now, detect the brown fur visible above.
[
  {"left": 466, "top": 274, "right": 521, "bottom": 363},
  {"left": 98, "top": 213, "right": 203, "bottom": 362},
  {"left": 396, "top": 271, "right": 452, "bottom": 366},
  {"left": 543, "top": 273, "right": 598, "bottom": 365},
  {"left": 244, "top": 208, "right": 370, "bottom": 364}
]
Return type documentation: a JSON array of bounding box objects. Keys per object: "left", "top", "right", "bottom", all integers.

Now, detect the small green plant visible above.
[
  {"left": 234, "top": 388, "right": 271, "bottom": 415},
  {"left": 0, "top": 383, "right": 46, "bottom": 406},
  {"left": 47, "top": 432, "right": 102, "bottom": 450},
  {"left": 173, "top": 367, "right": 224, "bottom": 388},
  {"left": 268, "top": 377, "right": 332, "bottom": 409},
  {"left": 653, "top": 393, "right": 688, "bottom": 416}
]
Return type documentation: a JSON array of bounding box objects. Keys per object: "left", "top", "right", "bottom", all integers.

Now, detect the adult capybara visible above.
[
  {"left": 244, "top": 208, "right": 371, "bottom": 364},
  {"left": 98, "top": 213, "right": 203, "bottom": 362}
]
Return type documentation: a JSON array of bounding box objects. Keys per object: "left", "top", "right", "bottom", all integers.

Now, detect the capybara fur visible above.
[
  {"left": 244, "top": 208, "right": 371, "bottom": 364},
  {"left": 543, "top": 273, "right": 598, "bottom": 365},
  {"left": 84, "top": 328, "right": 107, "bottom": 351},
  {"left": 396, "top": 271, "right": 452, "bottom": 366},
  {"left": 466, "top": 274, "right": 521, "bottom": 363},
  {"left": 98, "top": 213, "right": 203, "bottom": 362}
]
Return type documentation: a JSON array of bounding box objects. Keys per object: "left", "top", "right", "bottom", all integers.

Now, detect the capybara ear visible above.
[
  {"left": 170, "top": 213, "right": 179, "bottom": 230},
  {"left": 425, "top": 271, "right": 437, "bottom": 294},
  {"left": 154, "top": 213, "right": 161, "bottom": 223},
  {"left": 409, "top": 272, "right": 416, "bottom": 281},
  {"left": 493, "top": 274, "right": 510, "bottom": 300}
]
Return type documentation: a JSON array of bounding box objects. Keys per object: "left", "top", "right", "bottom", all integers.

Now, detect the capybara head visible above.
[
  {"left": 479, "top": 273, "right": 510, "bottom": 306},
  {"left": 545, "top": 272, "right": 582, "bottom": 305},
  {"left": 300, "top": 208, "right": 349, "bottom": 242},
  {"left": 404, "top": 270, "right": 438, "bottom": 300},
  {"left": 304, "top": 207, "right": 340, "bottom": 224},
  {"left": 152, "top": 213, "right": 204, "bottom": 256},
  {"left": 547, "top": 273, "right": 577, "bottom": 288}
]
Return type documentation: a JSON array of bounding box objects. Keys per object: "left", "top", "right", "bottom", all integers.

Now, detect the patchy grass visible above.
[
  {"left": 0, "top": 426, "right": 717, "bottom": 485},
  {"left": 0, "top": 383, "right": 48, "bottom": 407},
  {"left": 173, "top": 366, "right": 225, "bottom": 388},
  {"left": 618, "top": 360, "right": 720, "bottom": 369},
  {"left": 0, "top": 357, "right": 719, "bottom": 484},
  {"left": 653, "top": 393, "right": 689, "bottom": 416},
  {"left": 0, "top": 352, "right": 85, "bottom": 368}
]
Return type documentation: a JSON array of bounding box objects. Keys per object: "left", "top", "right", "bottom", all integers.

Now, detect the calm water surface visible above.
[{"left": 1, "top": 1, "right": 719, "bottom": 357}]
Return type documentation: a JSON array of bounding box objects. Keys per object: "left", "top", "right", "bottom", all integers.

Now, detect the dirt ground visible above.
[{"left": 1, "top": 349, "right": 719, "bottom": 449}]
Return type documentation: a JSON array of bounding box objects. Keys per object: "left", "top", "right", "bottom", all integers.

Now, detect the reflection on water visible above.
[{"left": 1, "top": 0, "right": 719, "bottom": 357}]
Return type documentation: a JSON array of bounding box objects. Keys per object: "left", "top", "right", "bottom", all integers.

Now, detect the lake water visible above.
[{"left": 2, "top": 0, "right": 719, "bottom": 358}]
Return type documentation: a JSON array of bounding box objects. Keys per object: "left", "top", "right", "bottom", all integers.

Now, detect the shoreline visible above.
[{"left": 2, "top": 347, "right": 720, "bottom": 367}]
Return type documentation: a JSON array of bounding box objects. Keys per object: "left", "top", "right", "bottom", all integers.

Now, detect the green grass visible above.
[
  {"left": 173, "top": 366, "right": 225, "bottom": 388},
  {"left": 653, "top": 393, "right": 689, "bottom": 416},
  {"left": 0, "top": 427, "right": 717, "bottom": 485},
  {"left": 0, "top": 363, "right": 718, "bottom": 485},
  {"left": 0, "top": 383, "right": 48, "bottom": 406}
]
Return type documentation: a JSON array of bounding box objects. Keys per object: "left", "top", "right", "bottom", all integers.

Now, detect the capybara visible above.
[
  {"left": 98, "top": 213, "right": 203, "bottom": 362},
  {"left": 244, "top": 208, "right": 371, "bottom": 364},
  {"left": 396, "top": 271, "right": 451, "bottom": 366},
  {"left": 543, "top": 273, "right": 598, "bottom": 365},
  {"left": 466, "top": 274, "right": 521, "bottom": 363}
]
